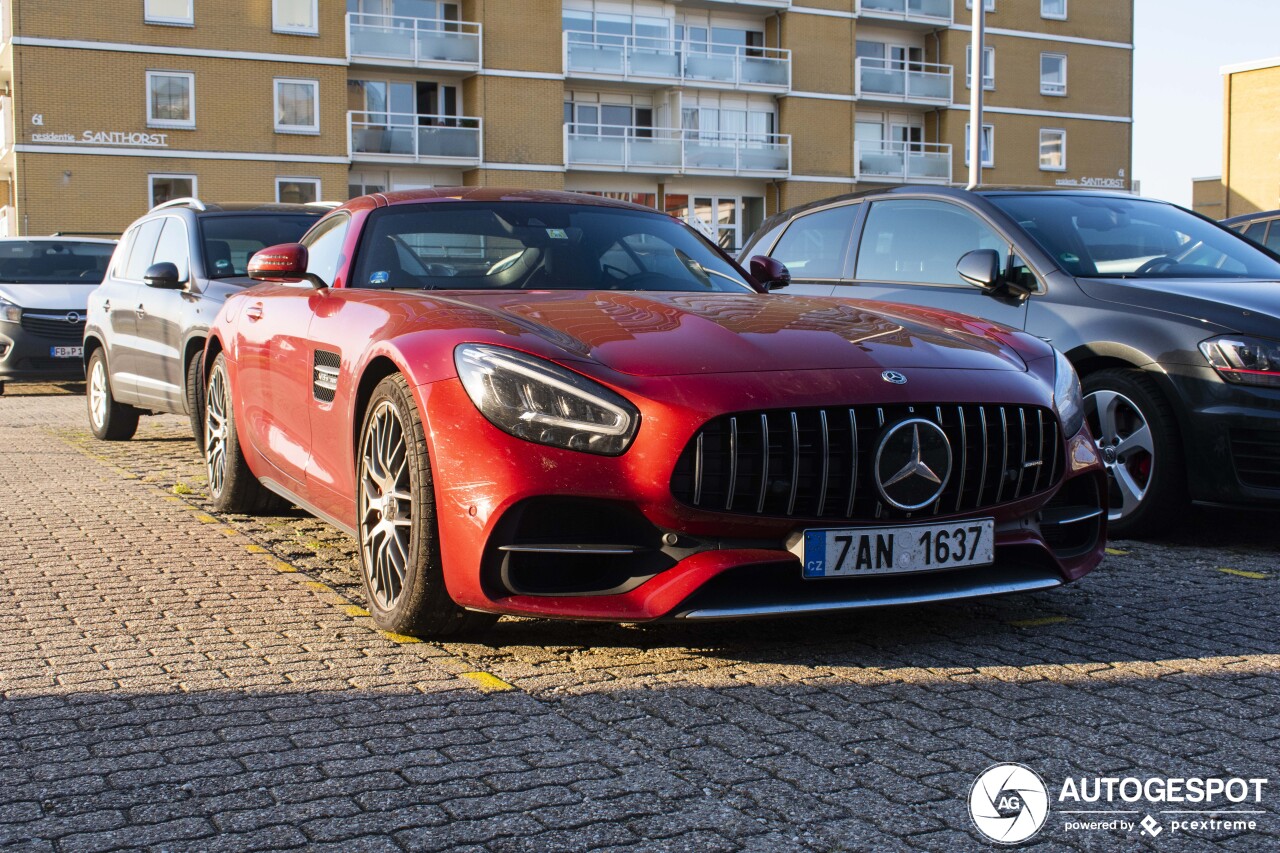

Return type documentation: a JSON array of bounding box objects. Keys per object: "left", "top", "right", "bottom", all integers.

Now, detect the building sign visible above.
[
  {"left": 30, "top": 130, "right": 169, "bottom": 147},
  {"left": 1055, "top": 177, "right": 1127, "bottom": 189}
]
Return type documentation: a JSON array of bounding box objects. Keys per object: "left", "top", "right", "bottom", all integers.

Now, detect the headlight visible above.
[
  {"left": 1053, "top": 349, "right": 1085, "bottom": 437},
  {"left": 0, "top": 300, "right": 19, "bottom": 323},
  {"left": 1200, "top": 335, "right": 1280, "bottom": 388},
  {"left": 454, "top": 344, "right": 639, "bottom": 456}
]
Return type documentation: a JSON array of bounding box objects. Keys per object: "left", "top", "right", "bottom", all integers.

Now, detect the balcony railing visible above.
[
  {"left": 856, "top": 0, "right": 952, "bottom": 26},
  {"left": 346, "top": 13, "right": 481, "bottom": 71},
  {"left": 566, "top": 125, "right": 791, "bottom": 177},
  {"left": 855, "top": 140, "right": 951, "bottom": 184},
  {"left": 349, "top": 111, "right": 482, "bottom": 166},
  {"left": 564, "top": 32, "right": 790, "bottom": 92},
  {"left": 856, "top": 57, "right": 952, "bottom": 105}
]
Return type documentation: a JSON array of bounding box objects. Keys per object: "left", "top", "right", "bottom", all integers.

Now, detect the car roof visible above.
[
  {"left": 1222, "top": 210, "right": 1280, "bottom": 226},
  {"left": 336, "top": 187, "right": 660, "bottom": 215},
  {"left": 194, "top": 202, "right": 328, "bottom": 215},
  {"left": 0, "top": 236, "right": 117, "bottom": 244},
  {"left": 768, "top": 184, "right": 1153, "bottom": 222}
]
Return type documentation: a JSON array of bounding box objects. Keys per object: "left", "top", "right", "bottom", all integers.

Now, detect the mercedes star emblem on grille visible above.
[
  {"left": 881, "top": 370, "right": 907, "bottom": 384},
  {"left": 874, "top": 418, "right": 953, "bottom": 510}
]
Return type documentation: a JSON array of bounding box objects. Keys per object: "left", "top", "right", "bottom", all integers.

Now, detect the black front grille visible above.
[
  {"left": 20, "top": 313, "right": 85, "bottom": 339},
  {"left": 1230, "top": 428, "right": 1280, "bottom": 489},
  {"left": 671, "top": 403, "right": 1064, "bottom": 521}
]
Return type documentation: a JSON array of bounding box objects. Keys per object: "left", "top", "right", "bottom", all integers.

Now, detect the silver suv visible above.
[{"left": 0, "top": 237, "right": 117, "bottom": 394}]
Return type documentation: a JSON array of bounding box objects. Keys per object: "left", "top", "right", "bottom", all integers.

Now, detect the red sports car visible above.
[{"left": 204, "top": 188, "right": 1105, "bottom": 638}]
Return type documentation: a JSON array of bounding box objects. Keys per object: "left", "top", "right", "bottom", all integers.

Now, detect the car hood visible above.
[
  {"left": 431, "top": 291, "right": 1029, "bottom": 377},
  {"left": 1076, "top": 276, "right": 1280, "bottom": 336},
  {"left": 0, "top": 283, "right": 98, "bottom": 311}
]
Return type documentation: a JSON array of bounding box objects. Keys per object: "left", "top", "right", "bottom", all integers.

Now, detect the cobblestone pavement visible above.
[{"left": 2, "top": 384, "right": 1279, "bottom": 852}]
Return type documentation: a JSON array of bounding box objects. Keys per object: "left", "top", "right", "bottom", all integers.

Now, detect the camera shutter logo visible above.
[{"left": 969, "top": 763, "right": 1050, "bottom": 844}]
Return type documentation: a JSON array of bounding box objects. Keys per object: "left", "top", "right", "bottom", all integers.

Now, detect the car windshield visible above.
[
  {"left": 987, "top": 194, "right": 1280, "bottom": 279},
  {"left": 200, "top": 214, "right": 320, "bottom": 278},
  {"left": 351, "top": 202, "right": 753, "bottom": 293},
  {"left": 0, "top": 241, "right": 115, "bottom": 284}
]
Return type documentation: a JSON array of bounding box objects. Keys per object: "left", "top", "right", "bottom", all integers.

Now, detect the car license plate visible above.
[
  {"left": 797, "top": 519, "right": 994, "bottom": 579},
  {"left": 50, "top": 346, "right": 82, "bottom": 358}
]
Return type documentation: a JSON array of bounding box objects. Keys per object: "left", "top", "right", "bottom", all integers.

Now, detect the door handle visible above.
[
  {"left": 102, "top": 299, "right": 110, "bottom": 313},
  {"left": 246, "top": 303, "right": 264, "bottom": 321},
  {"left": 135, "top": 303, "right": 146, "bottom": 318}
]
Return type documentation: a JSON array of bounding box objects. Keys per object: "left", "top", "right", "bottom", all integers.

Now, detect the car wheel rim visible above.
[
  {"left": 1085, "top": 389, "right": 1154, "bottom": 524},
  {"left": 205, "top": 365, "right": 228, "bottom": 498},
  {"left": 89, "top": 358, "right": 107, "bottom": 429},
  {"left": 360, "top": 400, "right": 413, "bottom": 611}
]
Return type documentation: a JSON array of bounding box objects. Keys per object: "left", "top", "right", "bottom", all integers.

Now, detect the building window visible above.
[
  {"left": 964, "top": 123, "right": 995, "bottom": 168},
  {"left": 965, "top": 46, "right": 995, "bottom": 90},
  {"left": 273, "top": 0, "right": 317, "bottom": 34},
  {"left": 144, "top": 0, "right": 193, "bottom": 25},
  {"left": 146, "top": 71, "right": 195, "bottom": 128},
  {"left": 277, "top": 177, "right": 320, "bottom": 204},
  {"left": 1041, "top": 0, "right": 1067, "bottom": 20},
  {"left": 965, "top": 0, "right": 996, "bottom": 10},
  {"left": 275, "top": 78, "right": 319, "bottom": 133},
  {"left": 150, "top": 174, "right": 196, "bottom": 207},
  {"left": 1041, "top": 53, "right": 1067, "bottom": 96},
  {"left": 1039, "top": 129, "right": 1066, "bottom": 171}
]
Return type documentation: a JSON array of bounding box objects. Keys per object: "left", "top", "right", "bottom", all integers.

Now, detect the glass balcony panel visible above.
[
  {"left": 859, "top": 148, "right": 907, "bottom": 178},
  {"left": 630, "top": 49, "right": 680, "bottom": 77},
  {"left": 418, "top": 125, "right": 479, "bottom": 158},
  {"left": 907, "top": 69, "right": 950, "bottom": 100},
  {"left": 862, "top": 66, "right": 906, "bottom": 97},
  {"left": 348, "top": 14, "right": 481, "bottom": 68},
  {"left": 908, "top": 0, "right": 951, "bottom": 18},
  {"left": 741, "top": 57, "right": 788, "bottom": 87},
  {"left": 906, "top": 151, "right": 951, "bottom": 180},
  {"left": 860, "top": 0, "right": 904, "bottom": 13},
  {"left": 350, "top": 23, "right": 416, "bottom": 60},
  {"left": 629, "top": 137, "right": 682, "bottom": 169},
  {"left": 567, "top": 42, "right": 626, "bottom": 74},
  {"left": 417, "top": 29, "right": 479, "bottom": 63},
  {"left": 684, "top": 53, "right": 737, "bottom": 83},
  {"left": 569, "top": 135, "right": 626, "bottom": 166}
]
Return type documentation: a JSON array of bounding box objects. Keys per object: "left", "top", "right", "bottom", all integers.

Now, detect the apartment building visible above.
[
  {"left": 0, "top": 0, "right": 1133, "bottom": 248},
  {"left": 1194, "top": 56, "right": 1280, "bottom": 219}
]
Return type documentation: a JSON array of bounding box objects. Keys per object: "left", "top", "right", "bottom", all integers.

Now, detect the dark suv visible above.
[
  {"left": 84, "top": 199, "right": 327, "bottom": 445},
  {"left": 742, "top": 186, "right": 1280, "bottom": 537}
]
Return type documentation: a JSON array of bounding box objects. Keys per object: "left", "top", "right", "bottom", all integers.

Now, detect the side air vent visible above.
[{"left": 313, "top": 350, "right": 340, "bottom": 402}]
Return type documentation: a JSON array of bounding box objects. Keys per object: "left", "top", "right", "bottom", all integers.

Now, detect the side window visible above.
[
  {"left": 123, "top": 219, "right": 165, "bottom": 281},
  {"left": 303, "top": 216, "right": 349, "bottom": 287},
  {"left": 1243, "top": 221, "right": 1268, "bottom": 246},
  {"left": 855, "top": 199, "right": 1008, "bottom": 286},
  {"left": 741, "top": 218, "right": 788, "bottom": 261},
  {"left": 151, "top": 217, "right": 191, "bottom": 282},
  {"left": 1264, "top": 221, "right": 1280, "bottom": 254},
  {"left": 768, "top": 205, "right": 857, "bottom": 279}
]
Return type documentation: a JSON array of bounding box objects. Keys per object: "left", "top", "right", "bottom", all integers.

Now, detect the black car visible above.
[
  {"left": 84, "top": 198, "right": 328, "bottom": 446},
  {"left": 1223, "top": 210, "right": 1280, "bottom": 254},
  {"left": 741, "top": 186, "right": 1280, "bottom": 537}
]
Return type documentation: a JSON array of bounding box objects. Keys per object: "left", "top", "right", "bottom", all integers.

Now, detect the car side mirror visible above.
[
  {"left": 749, "top": 255, "right": 791, "bottom": 292},
  {"left": 956, "top": 249, "right": 1003, "bottom": 292},
  {"left": 143, "top": 261, "right": 183, "bottom": 289},
  {"left": 247, "top": 243, "right": 327, "bottom": 289}
]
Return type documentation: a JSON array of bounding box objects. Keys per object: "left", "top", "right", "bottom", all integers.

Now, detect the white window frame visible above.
[
  {"left": 1041, "top": 0, "right": 1067, "bottom": 20},
  {"left": 1040, "top": 52, "right": 1067, "bottom": 96},
  {"left": 965, "top": 0, "right": 996, "bottom": 10},
  {"left": 964, "top": 123, "right": 995, "bottom": 168},
  {"left": 144, "top": 0, "right": 193, "bottom": 26},
  {"left": 148, "top": 173, "right": 197, "bottom": 208},
  {"left": 1039, "top": 128, "right": 1066, "bottom": 172},
  {"left": 965, "top": 45, "right": 995, "bottom": 91},
  {"left": 274, "top": 78, "right": 320, "bottom": 134},
  {"left": 146, "top": 70, "right": 195, "bottom": 129},
  {"left": 276, "top": 176, "right": 321, "bottom": 204},
  {"left": 273, "top": 0, "right": 318, "bottom": 35}
]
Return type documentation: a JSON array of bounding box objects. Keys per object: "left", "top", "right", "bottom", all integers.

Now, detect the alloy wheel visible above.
[
  {"left": 1085, "top": 389, "right": 1154, "bottom": 523},
  {"left": 204, "top": 364, "right": 229, "bottom": 498},
  {"left": 88, "top": 357, "right": 107, "bottom": 430},
  {"left": 359, "top": 400, "right": 414, "bottom": 610}
]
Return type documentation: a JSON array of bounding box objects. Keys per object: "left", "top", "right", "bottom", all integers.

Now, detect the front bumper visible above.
[
  {"left": 420, "top": 366, "right": 1107, "bottom": 622},
  {"left": 0, "top": 316, "right": 86, "bottom": 381}
]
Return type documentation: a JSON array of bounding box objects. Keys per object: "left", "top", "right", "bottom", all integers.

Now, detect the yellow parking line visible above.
[
  {"left": 1218, "top": 567, "right": 1268, "bottom": 580},
  {"left": 380, "top": 631, "right": 422, "bottom": 644},
  {"left": 1008, "top": 616, "right": 1074, "bottom": 628},
  {"left": 460, "top": 671, "right": 516, "bottom": 692},
  {"left": 343, "top": 605, "right": 370, "bottom": 617},
  {"left": 193, "top": 513, "right": 218, "bottom": 524},
  {"left": 245, "top": 544, "right": 267, "bottom": 554},
  {"left": 272, "top": 560, "right": 298, "bottom": 573},
  {"left": 1105, "top": 548, "right": 1129, "bottom": 556},
  {"left": 219, "top": 527, "right": 238, "bottom": 537}
]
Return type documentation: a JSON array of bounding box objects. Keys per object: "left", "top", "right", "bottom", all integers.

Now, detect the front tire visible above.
[
  {"left": 357, "top": 374, "right": 496, "bottom": 638},
  {"left": 1083, "top": 368, "right": 1187, "bottom": 539},
  {"left": 204, "top": 353, "right": 282, "bottom": 515},
  {"left": 186, "top": 349, "right": 206, "bottom": 453},
  {"left": 86, "top": 348, "right": 139, "bottom": 440}
]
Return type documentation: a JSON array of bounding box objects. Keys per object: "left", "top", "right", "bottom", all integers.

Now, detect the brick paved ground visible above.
[{"left": 2, "top": 384, "right": 1279, "bottom": 852}]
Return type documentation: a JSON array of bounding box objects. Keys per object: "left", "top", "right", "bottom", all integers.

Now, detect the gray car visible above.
[
  {"left": 83, "top": 198, "right": 327, "bottom": 445},
  {"left": 0, "top": 237, "right": 117, "bottom": 393}
]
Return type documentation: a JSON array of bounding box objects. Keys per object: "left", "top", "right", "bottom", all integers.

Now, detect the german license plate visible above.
[
  {"left": 798, "top": 519, "right": 994, "bottom": 579},
  {"left": 50, "top": 346, "right": 82, "bottom": 358}
]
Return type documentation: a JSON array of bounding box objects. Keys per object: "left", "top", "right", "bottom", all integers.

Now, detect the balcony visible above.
[
  {"left": 566, "top": 126, "right": 791, "bottom": 178},
  {"left": 564, "top": 33, "right": 790, "bottom": 93},
  {"left": 855, "top": 140, "right": 952, "bottom": 184},
  {"left": 674, "top": 0, "right": 790, "bottom": 9},
  {"left": 349, "top": 112, "right": 482, "bottom": 167},
  {"left": 856, "top": 0, "right": 952, "bottom": 28},
  {"left": 346, "top": 13, "right": 481, "bottom": 73},
  {"left": 856, "top": 57, "right": 952, "bottom": 106}
]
